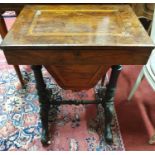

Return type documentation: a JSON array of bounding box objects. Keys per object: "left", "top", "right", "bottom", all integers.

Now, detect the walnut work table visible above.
[{"left": 0, "top": 5, "right": 154, "bottom": 145}]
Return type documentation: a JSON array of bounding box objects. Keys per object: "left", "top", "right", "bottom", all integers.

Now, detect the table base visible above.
[{"left": 31, "top": 65, "right": 122, "bottom": 146}]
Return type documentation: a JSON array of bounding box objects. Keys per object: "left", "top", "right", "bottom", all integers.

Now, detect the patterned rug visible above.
[{"left": 0, "top": 54, "right": 125, "bottom": 150}]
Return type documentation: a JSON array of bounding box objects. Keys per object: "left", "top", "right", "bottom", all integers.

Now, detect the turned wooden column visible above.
[
  {"left": 103, "top": 65, "right": 122, "bottom": 143},
  {"left": 31, "top": 65, "right": 51, "bottom": 145}
]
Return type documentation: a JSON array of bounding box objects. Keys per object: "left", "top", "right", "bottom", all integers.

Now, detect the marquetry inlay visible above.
[
  {"left": 1, "top": 5, "right": 154, "bottom": 47},
  {"left": 27, "top": 9, "right": 124, "bottom": 37}
]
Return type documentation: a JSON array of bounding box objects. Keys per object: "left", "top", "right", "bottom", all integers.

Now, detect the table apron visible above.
[{"left": 3, "top": 49, "right": 151, "bottom": 65}]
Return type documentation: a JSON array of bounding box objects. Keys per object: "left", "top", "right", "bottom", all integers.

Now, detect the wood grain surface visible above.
[{"left": 1, "top": 4, "right": 154, "bottom": 90}]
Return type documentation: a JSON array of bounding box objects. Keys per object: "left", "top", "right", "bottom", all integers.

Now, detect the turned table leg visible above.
[
  {"left": 103, "top": 65, "right": 122, "bottom": 144},
  {"left": 31, "top": 65, "right": 51, "bottom": 145}
]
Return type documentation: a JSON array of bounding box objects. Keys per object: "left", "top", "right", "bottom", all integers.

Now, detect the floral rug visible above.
[{"left": 0, "top": 52, "right": 125, "bottom": 151}]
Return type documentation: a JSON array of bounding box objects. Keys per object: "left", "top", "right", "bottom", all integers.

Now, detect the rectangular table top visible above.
[{"left": 1, "top": 4, "right": 154, "bottom": 50}]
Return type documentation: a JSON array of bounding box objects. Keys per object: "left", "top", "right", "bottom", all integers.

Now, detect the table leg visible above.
[
  {"left": 31, "top": 65, "right": 51, "bottom": 145},
  {"left": 103, "top": 65, "right": 122, "bottom": 144},
  {"left": 0, "top": 13, "right": 7, "bottom": 38},
  {"left": 14, "top": 65, "right": 25, "bottom": 87}
]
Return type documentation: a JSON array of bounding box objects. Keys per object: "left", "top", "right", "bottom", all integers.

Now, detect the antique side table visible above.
[{"left": 0, "top": 5, "right": 154, "bottom": 145}]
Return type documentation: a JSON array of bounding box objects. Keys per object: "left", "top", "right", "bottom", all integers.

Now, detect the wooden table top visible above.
[{"left": 1, "top": 4, "right": 154, "bottom": 50}]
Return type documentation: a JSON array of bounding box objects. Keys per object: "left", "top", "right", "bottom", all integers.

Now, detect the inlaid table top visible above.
[{"left": 1, "top": 4, "right": 154, "bottom": 49}]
